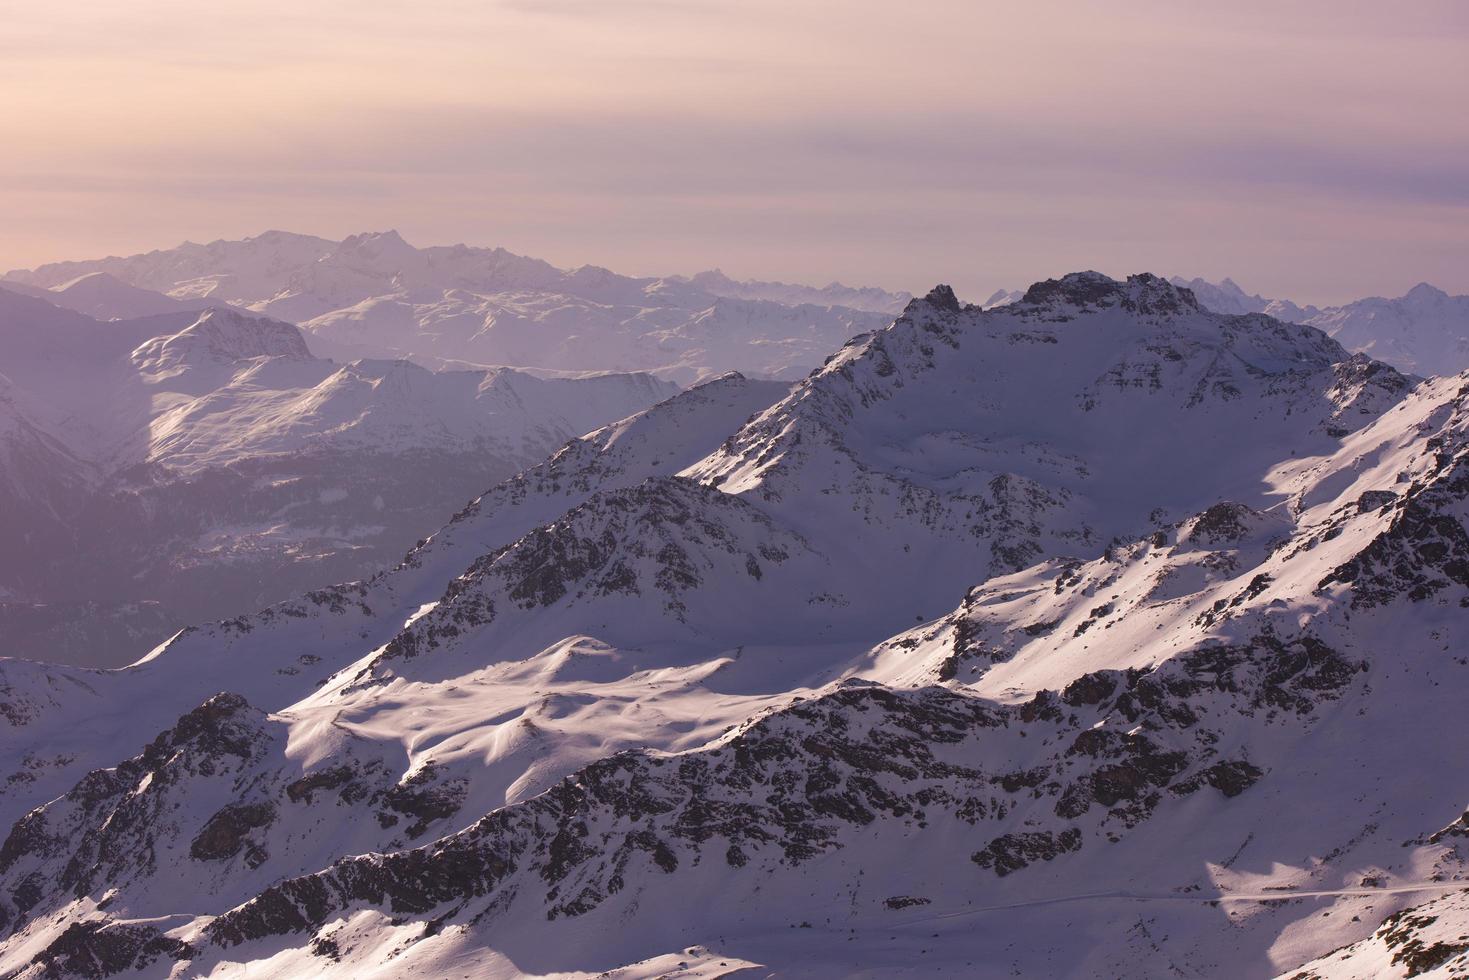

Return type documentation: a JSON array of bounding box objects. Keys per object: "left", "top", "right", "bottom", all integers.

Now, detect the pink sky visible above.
[{"left": 3, "top": 0, "right": 1466, "bottom": 304}]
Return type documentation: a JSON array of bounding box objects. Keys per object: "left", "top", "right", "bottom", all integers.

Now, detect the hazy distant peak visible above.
[
  {"left": 1167, "top": 275, "right": 1272, "bottom": 316},
  {"left": 55, "top": 270, "right": 131, "bottom": 292},
  {"left": 982, "top": 288, "right": 1023, "bottom": 309},
  {"left": 340, "top": 229, "right": 414, "bottom": 252},
  {"left": 131, "top": 308, "right": 312, "bottom": 371},
  {"left": 1404, "top": 281, "right": 1449, "bottom": 303},
  {"left": 685, "top": 267, "right": 910, "bottom": 314},
  {"left": 248, "top": 229, "right": 333, "bottom": 244}
]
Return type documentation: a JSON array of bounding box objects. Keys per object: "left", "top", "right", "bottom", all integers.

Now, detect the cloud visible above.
[{"left": 1, "top": 0, "right": 1465, "bottom": 303}]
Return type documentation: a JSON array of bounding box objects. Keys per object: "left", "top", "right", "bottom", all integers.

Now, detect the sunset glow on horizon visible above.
[{"left": 4, "top": 0, "right": 1467, "bottom": 302}]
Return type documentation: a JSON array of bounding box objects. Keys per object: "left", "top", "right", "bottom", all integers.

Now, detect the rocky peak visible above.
[
  {"left": 921, "top": 283, "right": 963, "bottom": 313},
  {"left": 1020, "top": 271, "right": 1118, "bottom": 308},
  {"left": 1021, "top": 272, "right": 1202, "bottom": 317}
]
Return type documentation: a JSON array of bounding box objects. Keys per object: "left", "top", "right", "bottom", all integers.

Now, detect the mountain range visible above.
[
  {"left": 1168, "top": 276, "right": 1469, "bottom": 377},
  {"left": 12, "top": 231, "right": 1461, "bottom": 384},
  {"left": 4, "top": 232, "right": 905, "bottom": 385},
  {"left": 0, "top": 286, "right": 674, "bottom": 666},
  {"left": 2, "top": 272, "right": 1466, "bottom": 978}
]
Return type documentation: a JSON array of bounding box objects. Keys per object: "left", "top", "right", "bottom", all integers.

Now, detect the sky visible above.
[{"left": 2, "top": 0, "right": 1466, "bottom": 305}]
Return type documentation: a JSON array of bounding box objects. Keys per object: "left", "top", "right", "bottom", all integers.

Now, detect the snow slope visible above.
[{"left": 1, "top": 273, "right": 1466, "bottom": 979}]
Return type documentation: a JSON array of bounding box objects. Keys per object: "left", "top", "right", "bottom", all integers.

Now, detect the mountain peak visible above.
[
  {"left": 921, "top": 283, "right": 963, "bottom": 312},
  {"left": 1022, "top": 271, "right": 1202, "bottom": 316},
  {"left": 55, "top": 270, "right": 129, "bottom": 292},
  {"left": 1405, "top": 281, "right": 1447, "bottom": 302},
  {"left": 338, "top": 229, "right": 415, "bottom": 257},
  {"left": 345, "top": 228, "right": 408, "bottom": 244},
  {"left": 983, "top": 288, "right": 1022, "bottom": 309},
  {"left": 1021, "top": 270, "right": 1118, "bottom": 307},
  {"left": 132, "top": 308, "right": 312, "bottom": 371}
]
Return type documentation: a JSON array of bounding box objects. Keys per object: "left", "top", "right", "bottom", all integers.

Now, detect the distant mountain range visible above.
[
  {"left": 0, "top": 286, "right": 674, "bottom": 666},
  {"left": 3, "top": 272, "right": 1467, "bottom": 978},
  {"left": 4, "top": 231, "right": 905, "bottom": 384},
  {"left": 1169, "top": 276, "right": 1469, "bottom": 376},
  {"left": 11, "top": 234, "right": 1462, "bottom": 383},
  {"left": 0, "top": 271, "right": 220, "bottom": 321}
]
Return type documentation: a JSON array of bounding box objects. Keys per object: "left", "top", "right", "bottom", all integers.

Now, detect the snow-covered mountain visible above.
[
  {"left": 0, "top": 287, "right": 675, "bottom": 667},
  {"left": 1173, "top": 276, "right": 1469, "bottom": 378},
  {"left": 1303, "top": 283, "right": 1469, "bottom": 378},
  {"left": 678, "top": 268, "right": 912, "bottom": 314},
  {"left": 5, "top": 232, "right": 901, "bottom": 384},
  {"left": 982, "top": 287, "right": 1024, "bottom": 309},
  {"left": 1168, "top": 276, "right": 1279, "bottom": 317},
  {"left": 0, "top": 272, "right": 219, "bottom": 321},
  {"left": 3, "top": 272, "right": 1466, "bottom": 978}
]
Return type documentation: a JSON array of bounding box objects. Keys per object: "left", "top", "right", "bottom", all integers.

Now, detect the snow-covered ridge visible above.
[
  {"left": 2, "top": 273, "right": 1466, "bottom": 978},
  {"left": 965, "top": 274, "right": 1469, "bottom": 379},
  {"left": 1170, "top": 276, "right": 1469, "bottom": 378}
]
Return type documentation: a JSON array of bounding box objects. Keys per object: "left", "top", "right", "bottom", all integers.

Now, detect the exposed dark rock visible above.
[
  {"left": 381, "top": 766, "right": 468, "bottom": 839},
  {"left": 1380, "top": 907, "right": 1469, "bottom": 977},
  {"left": 922, "top": 284, "right": 962, "bottom": 313},
  {"left": 1062, "top": 671, "right": 1119, "bottom": 707},
  {"left": 190, "top": 801, "right": 277, "bottom": 866},
  {"left": 1320, "top": 453, "right": 1469, "bottom": 607},
  {"left": 26, "top": 921, "right": 195, "bottom": 979},
  {"left": 0, "top": 692, "right": 272, "bottom": 935},
  {"left": 971, "top": 829, "right": 1083, "bottom": 877},
  {"left": 1171, "top": 761, "right": 1264, "bottom": 799},
  {"left": 286, "top": 766, "right": 356, "bottom": 804},
  {"left": 1187, "top": 502, "right": 1256, "bottom": 544},
  {"left": 1020, "top": 272, "right": 1200, "bottom": 317}
]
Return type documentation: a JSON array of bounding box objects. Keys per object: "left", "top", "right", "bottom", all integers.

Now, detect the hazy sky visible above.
[{"left": 3, "top": 0, "right": 1466, "bottom": 303}]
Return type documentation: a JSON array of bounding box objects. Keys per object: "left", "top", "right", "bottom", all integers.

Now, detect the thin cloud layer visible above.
[{"left": 2, "top": 0, "right": 1466, "bottom": 302}]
